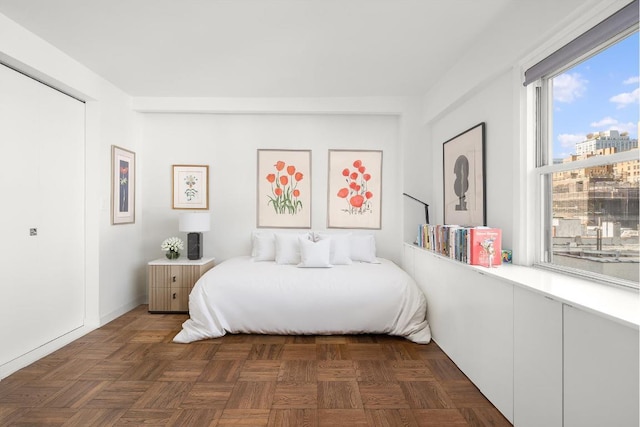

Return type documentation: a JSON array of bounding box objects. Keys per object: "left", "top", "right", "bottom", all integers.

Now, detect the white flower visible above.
[{"left": 161, "top": 237, "right": 184, "bottom": 252}]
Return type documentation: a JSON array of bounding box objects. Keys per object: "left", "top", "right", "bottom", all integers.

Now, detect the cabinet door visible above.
[
  {"left": 148, "top": 265, "right": 170, "bottom": 311},
  {"left": 402, "top": 243, "right": 415, "bottom": 278},
  {"left": 564, "top": 305, "right": 639, "bottom": 427},
  {"left": 170, "top": 285, "right": 188, "bottom": 312},
  {"left": 168, "top": 265, "right": 195, "bottom": 312},
  {"left": 0, "top": 64, "right": 85, "bottom": 368},
  {"left": 169, "top": 265, "right": 184, "bottom": 287},
  {"left": 513, "top": 288, "right": 562, "bottom": 427},
  {"left": 413, "top": 251, "right": 513, "bottom": 422}
]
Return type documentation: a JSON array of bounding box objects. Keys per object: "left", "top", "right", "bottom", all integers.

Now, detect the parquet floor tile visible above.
[{"left": 0, "top": 305, "right": 511, "bottom": 426}]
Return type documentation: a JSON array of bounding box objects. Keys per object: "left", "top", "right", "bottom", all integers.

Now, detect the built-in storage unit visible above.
[
  {"left": 403, "top": 243, "right": 639, "bottom": 427},
  {"left": 147, "top": 257, "right": 215, "bottom": 312},
  {"left": 0, "top": 64, "right": 86, "bottom": 375}
]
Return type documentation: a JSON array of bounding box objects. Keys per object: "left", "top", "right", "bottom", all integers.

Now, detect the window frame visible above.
[{"left": 525, "top": 5, "right": 639, "bottom": 290}]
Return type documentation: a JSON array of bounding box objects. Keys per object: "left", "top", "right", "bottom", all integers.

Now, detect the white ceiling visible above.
[{"left": 0, "top": 0, "right": 514, "bottom": 97}]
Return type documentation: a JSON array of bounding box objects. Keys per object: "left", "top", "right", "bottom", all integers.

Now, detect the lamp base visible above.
[{"left": 187, "top": 232, "right": 203, "bottom": 260}]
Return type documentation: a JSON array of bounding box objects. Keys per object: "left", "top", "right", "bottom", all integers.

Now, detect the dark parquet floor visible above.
[{"left": 0, "top": 305, "right": 512, "bottom": 426}]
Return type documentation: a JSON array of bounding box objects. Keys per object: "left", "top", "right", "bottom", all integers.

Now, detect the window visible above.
[{"left": 528, "top": 2, "right": 639, "bottom": 288}]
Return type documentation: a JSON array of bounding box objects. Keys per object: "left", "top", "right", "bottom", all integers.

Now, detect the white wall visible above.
[
  {"left": 429, "top": 71, "right": 515, "bottom": 248},
  {"left": 0, "top": 12, "right": 142, "bottom": 333},
  {"left": 139, "top": 111, "right": 408, "bottom": 263},
  {"left": 409, "top": 0, "right": 608, "bottom": 259}
]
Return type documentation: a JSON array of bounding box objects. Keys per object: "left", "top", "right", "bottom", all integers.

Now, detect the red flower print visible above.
[
  {"left": 350, "top": 195, "right": 364, "bottom": 208},
  {"left": 335, "top": 158, "right": 374, "bottom": 216},
  {"left": 266, "top": 160, "right": 304, "bottom": 215}
]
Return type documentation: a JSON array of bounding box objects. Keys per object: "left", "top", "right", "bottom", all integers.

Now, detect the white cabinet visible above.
[
  {"left": 563, "top": 305, "right": 639, "bottom": 427},
  {"left": 411, "top": 248, "right": 514, "bottom": 423},
  {"left": 513, "top": 287, "right": 563, "bottom": 427},
  {"left": 404, "top": 243, "right": 639, "bottom": 427}
]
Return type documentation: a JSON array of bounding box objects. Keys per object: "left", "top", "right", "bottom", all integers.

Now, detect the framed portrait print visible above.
[
  {"left": 327, "top": 149, "right": 382, "bottom": 229},
  {"left": 257, "top": 149, "right": 311, "bottom": 228},
  {"left": 442, "top": 122, "right": 486, "bottom": 226},
  {"left": 172, "top": 165, "right": 209, "bottom": 210},
  {"left": 111, "top": 145, "right": 136, "bottom": 225}
]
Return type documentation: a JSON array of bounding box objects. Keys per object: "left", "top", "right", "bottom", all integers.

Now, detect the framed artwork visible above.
[
  {"left": 327, "top": 149, "right": 382, "bottom": 229},
  {"left": 443, "top": 122, "right": 486, "bottom": 226},
  {"left": 111, "top": 145, "right": 135, "bottom": 225},
  {"left": 172, "top": 165, "right": 209, "bottom": 210},
  {"left": 257, "top": 149, "right": 312, "bottom": 228}
]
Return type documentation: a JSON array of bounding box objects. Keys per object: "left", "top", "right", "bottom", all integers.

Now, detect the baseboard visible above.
[
  {"left": 0, "top": 324, "right": 96, "bottom": 380},
  {"left": 99, "top": 296, "right": 146, "bottom": 326},
  {"left": 0, "top": 296, "right": 147, "bottom": 381}
]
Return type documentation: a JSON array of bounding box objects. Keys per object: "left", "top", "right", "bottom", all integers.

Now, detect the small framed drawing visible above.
[
  {"left": 327, "top": 149, "right": 382, "bottom": 229},
  {"left": 172, "top": 165, "right": 209, "bottom": 210},
  {"left": 111, "top": 145, "right": 136, "bottom": 225},
  {"left": 442, "top": 122, "right": 486, "bottom": 226},
  {"left": 257, "top": 149, "right": 311, "bottom": 228}
]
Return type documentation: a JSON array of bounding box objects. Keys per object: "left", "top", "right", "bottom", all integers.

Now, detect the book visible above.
[{"left": 467, "top": 227, "right": 502, "bottom": 266}]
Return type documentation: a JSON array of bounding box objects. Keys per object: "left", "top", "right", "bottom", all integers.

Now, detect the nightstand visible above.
[{"left": 147, "top": 257, "right": 215, "bottom": 313}]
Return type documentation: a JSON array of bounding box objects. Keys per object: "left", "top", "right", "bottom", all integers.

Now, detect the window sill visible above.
[
  {"left": 407, "top": 244, "right": 640, "bottom": 330},
  {"left": 485, "top": 262, "right": 639, "bottom": 329}
]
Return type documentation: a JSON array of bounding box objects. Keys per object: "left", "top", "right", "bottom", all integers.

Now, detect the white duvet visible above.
[{"left": 173, "top": 256, "right": 431, "bottom": 344}]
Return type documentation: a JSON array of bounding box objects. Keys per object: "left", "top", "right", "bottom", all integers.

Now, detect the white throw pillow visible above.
[
  {"left": 350, "top": 234, "right": 377, "bottom": 263},
  {"left": 253, "top": 232, "right": 276, "bottom": 261},
  {"left": 314, "top": 232, "right": 352, "bottom": 265},
  {"left": 297, "top": 236, "right": 332, "bottom": 268},
  {"left": 275, "top": 233, "right": 308, "bottom": 264}
]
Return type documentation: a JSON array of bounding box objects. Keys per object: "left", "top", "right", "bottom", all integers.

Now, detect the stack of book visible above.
[{"left": 417, "top": 224, "right": 502, "bottom": 266}]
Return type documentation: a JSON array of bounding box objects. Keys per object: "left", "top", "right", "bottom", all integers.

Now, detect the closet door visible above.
[{"left": 0, "top": 64, "right": 85, "bottom": 368}]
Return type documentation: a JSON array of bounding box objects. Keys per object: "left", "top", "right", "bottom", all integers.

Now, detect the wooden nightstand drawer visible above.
[{"left": 147, "top": 257, "right": 215, "bottom": 313}]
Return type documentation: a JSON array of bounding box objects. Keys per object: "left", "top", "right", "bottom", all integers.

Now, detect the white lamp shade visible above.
[{"left": 179, "top": 212, "right": 210, "bottom": 232}]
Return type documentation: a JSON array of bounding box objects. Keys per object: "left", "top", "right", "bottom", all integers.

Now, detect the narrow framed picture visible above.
[
  {"left": 111, "top": 145, "right": 136, "bottom": 225},
  {"left": 257, "top": 149, "right": 311, "bottom": 228},
  {"left": 443, "top": 122, "right": 486, "bottom": 226},
  {"left": 327, "top": 149, "right": 382, "bottom": 229},
  {"left": 172, "top": 165, "right": 209, "bottom": 210}
]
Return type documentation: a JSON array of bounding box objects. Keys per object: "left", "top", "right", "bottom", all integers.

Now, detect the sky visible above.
[{"left": 552, "top": 31, "right": 639, "bottom": 159}]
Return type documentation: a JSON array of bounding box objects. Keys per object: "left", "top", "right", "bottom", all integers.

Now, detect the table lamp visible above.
[{"left": 179, "top": 212, "right": 210, "bottom": 260}]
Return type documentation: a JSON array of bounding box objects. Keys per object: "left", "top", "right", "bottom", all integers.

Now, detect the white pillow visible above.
[
  {"left": 253, "top": 232, "right": 276, "bottom": 261},
  {"left": 350, "top": 234, "right": 377, "bottom": 263},
  {"left": 314, "top": 232, "right": 352, "bottom": 265},
  {"left": 275, "top": 233, "right": 308, "bottom": 264},
  {"left": 297, "top": 236, "right": 332, "bottom": 268}
]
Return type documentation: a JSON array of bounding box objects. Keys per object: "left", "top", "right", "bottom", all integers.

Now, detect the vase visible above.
[{"left": 166, "top": 250, "right": 180, "bottom": 260}]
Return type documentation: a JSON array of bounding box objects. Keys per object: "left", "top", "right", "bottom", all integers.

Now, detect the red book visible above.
[{"left": 467, "top": 228, "right": 502, "bottom": 266}]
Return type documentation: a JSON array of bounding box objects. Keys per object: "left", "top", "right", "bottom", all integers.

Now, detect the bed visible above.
[{"left": 173, "top": 232, "right": 431, "bottom": 344}]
